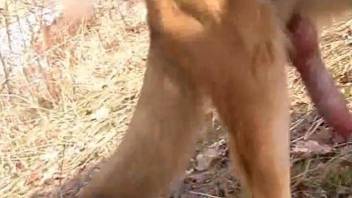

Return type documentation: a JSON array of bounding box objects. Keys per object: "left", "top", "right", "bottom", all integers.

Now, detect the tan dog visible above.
[{"left": 77, "top": 0, "right": 352, "bottom": 197}]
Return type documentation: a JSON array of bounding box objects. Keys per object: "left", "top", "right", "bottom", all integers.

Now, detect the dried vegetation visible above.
[{"left": 0, "top": 1, "right": 351, "bottom": 197}]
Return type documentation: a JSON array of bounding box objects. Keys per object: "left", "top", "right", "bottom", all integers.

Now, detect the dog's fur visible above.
[{"left": 74, "top": 0, "right": 351, "bottom": 197}]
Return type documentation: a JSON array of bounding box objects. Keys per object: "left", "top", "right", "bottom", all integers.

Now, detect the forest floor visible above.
[{"left": 0, "top": 1, "right": 351, "bottom": 197}]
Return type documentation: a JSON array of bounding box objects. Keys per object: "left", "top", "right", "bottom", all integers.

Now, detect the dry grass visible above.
[
  {"left": 0, "top": 1, "right": 147, "bottom": 197},
  {"left": 0, "top": 1, "right": 351, "bottom": 198}
]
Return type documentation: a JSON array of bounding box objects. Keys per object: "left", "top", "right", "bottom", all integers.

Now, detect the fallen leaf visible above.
[
  {"left": 292, "top": 140, "right": 333, "bottom": 155},
  {"left": 195, "top": 148, "right": 219, "bottom": 171}
]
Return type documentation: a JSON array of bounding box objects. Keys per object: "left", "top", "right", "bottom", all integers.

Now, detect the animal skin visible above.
[{"left": 71, "top": 0, "right": 352, "bottom": 197}]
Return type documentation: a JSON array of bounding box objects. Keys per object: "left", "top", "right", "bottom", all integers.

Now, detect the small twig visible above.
[
  {"left": 334, "top": 141, "right": 352, "bottom": 148},
  {"left": 290, "top": 117, "right": 305, "bottom": 131},
  {"left": 304, "top": 117, "right": 323, "bottom": 140},
  {"left": 108, "top": 0, "right": 115, "bottom": 20},
  {"left": 291, "top": 159, "right": 321, "bottom": 189},
  {"left": 4, "top": 0, "right": 13, "bottom": 52},
  {"left": 189, "top": 191, "right": 222, "bottom": 198},
  {"left": 0, "top": 79, "right": 9, "bottom": 93},
  {"left": 116, "top": 1, "right": 129, "bottom": 27},
  {"left": 0, "top": 51, "right": 11, "bottom": 94},
  {"left": 15, "top": 11, "right": 27, "bottom": 49},
  {"left": 24, "top": 11, "right": 36, "bottom": 46},
  {"left": 36, "top": 0, "right": 46, "bottom": 28},
  {"left": 59, "top": 143, "right": 67, "bottom": 198}
]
